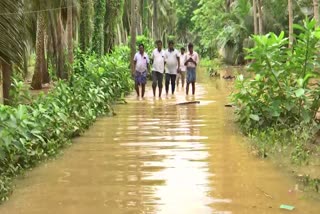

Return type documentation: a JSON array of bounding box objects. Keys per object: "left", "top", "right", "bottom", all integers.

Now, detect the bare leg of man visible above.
[
  {"left": 152, "top": 71, "right": 157, "bottom": 97},
  {"left": 158, "top": 73, "right": 163, "bottom": 97},
  {"left": 171, "top": 74, "right": 177, "bottom": 95},
  {"left": 176, "top": 74, "right": 180, "bottom": 87},
  {"left": 182, "top": 72, "right": 186, "bottom": 88},
  {"left": 186, "top": 83, "right": 190, "bottom": 95},
  {"left": 135, "top": 83, "right": 140, "bottom": 97},
  {"left": 142, "top": 84, "right": 146, "bottom": 98},
  {"left": 165, "top": 74, "right": 170, "bottom": 95},
  {"left": 192, "top": 82, "right": 196, "bottom": 95}
]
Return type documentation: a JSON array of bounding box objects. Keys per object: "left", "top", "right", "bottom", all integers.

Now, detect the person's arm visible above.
[
  {"left": 195, "top": 53, "right": 199, "bottom": 66},
  {"left": 150, "top": 51, "right": 154, "bottom": 65},
  {"left": 133, "top": 54, "right": 137, "bottom": 71},
  {"left": 189, "top": 55, "right": 198, "bottom": 66},
  {"left": 164, "top": 52, "right": 168, "bottom": 73},
  {"left": 184, "top": 55, "right": 190, "bottom": 66},
  {"left": 163, "top": 55, "right": 166, "bottom": 72},
  {"left": 146, "top": 55, "right": 150, "bottom": 72},
  {"left": 176, "top": 52, "right": 180, "bottom": 72},
  {"left": 192, "top": 58, "right": 197, "bottom": 66}
]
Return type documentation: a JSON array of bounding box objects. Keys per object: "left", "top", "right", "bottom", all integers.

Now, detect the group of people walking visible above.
[{"left": 133, "top": 41, "right": 199, "bottom": 98}]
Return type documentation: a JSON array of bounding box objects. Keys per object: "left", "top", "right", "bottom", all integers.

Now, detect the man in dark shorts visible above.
[
  {"left": 185, "top": 43, "right": 199, "bottom": 95},
  {"left": 133, "top": 44, "right": 149, "bottom": 98},
  {"left": 164, "top": 41, "right": 180, "bottom": 95},
  {"left": 151, "top": 40, "right": 165, "bottom": 97}
]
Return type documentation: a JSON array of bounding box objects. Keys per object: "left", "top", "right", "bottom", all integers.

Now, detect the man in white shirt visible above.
[
  {"left": 165, "top": 41, "right": 180, "bottom": 95},
  {"left": 133, "top": 44, "right": 149, "bottom": 98},
  {"left": 151, "top": 40, "right": 165, "bottom": 97},
  {"left": 185, "top": 43, "right": 199, "bottom": 95},
  {"left": 177, "top": 47, "right": 187, "bottom": 88}
]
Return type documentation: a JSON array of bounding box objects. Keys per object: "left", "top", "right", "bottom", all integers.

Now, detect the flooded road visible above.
[{"left": 1, "top": 72, "right": 320, "bottom": 214}]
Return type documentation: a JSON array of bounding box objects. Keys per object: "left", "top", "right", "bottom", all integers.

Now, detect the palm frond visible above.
[{"left": 0, "top": 0, "right": 26, "bottom": 66}]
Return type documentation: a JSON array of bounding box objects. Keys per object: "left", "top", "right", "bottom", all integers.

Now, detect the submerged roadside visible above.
[
  {"left": 0, "top": 48, "right": 133, "bottom": 202},
  {"left": 218, "top": 21, "right": 320, "bottom": 197},
  {"left": 202, "top": 55, "right": 320, "bottom": 197}
]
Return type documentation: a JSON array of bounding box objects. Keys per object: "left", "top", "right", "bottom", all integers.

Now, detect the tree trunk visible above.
[
  {"left": 79, "top": 0, "right": 93, "bottom": 51},
  {"left": 120, "top": 19, "right": 127, "bottom": 44},
  {"left": 49, "top": 11, "right": 58, "bottom": 74},
  {"left": 117, "top": 23, "right": 122, "bottom": 44},
  {"left": 314, "top": 0, "right": 319, "bottom": 27},
  {"left": 42, "top": 32, "right": 50, "bottom": 84},
  {"left": 23, "top": 52, "right": 28, "bottom": 78},
  {"left": 148, "top": 3, "right": 152, "bottom": 38},
  {"left": 257, "top": 0, "right": 263, "bottom": 35},
  {"left": 142, "top": 0, "right": 148, "bottom": 32},
  {"left": 67, "top": 0, "right": 73, "bottom": 78},
  {"left": 1, "top": 60, "right": 12, "bottom": 105},
  {"left": 57, "top": 11, "right": 66, "bottom": 79},
  {"left": 253, "top": 0, "right": 258, "bottom": 35},
  {"left": 31, "top": 11, "right": 45, "bottom": 90},
  {"left": 153, "top": 0, "right": 158, "bottom": 39},
  {"left": 288, "top": 0, "right": 293, "bottom": 47},
  {"left": 136, "top": 2, "right": 142, "bottom": 35},
  {"left": 42, "top": 43, "right": 50, "bottom": 83},
  {"left": 130, "top": 0, "right": 137, "bottom": 73},
  {"left": 104, "top": 0, "right": 122, "bottom": 53},
  {"left": 92, "top": 0, "right": 107, "bottom": 55}
]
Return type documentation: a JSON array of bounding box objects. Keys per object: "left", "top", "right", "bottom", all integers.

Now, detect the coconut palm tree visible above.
[
  {"left": 253, "top": 0, "right": 258, "bottom": 34},
  {"left": 67, "top": 0, "right": 73, "bottom": 78},
  {"left": 31, "top": 8, "right": 46, "bottom": 90},
  {"left": 314, "top": 0, "right": 319, "bottom": 26},
  {"left": 288, "top": 0, "right": 294, "bottom": 47},
  {"left": 104, "top": 0, "right": 124, "bottom": 53},
  {"left": 257, "top": 0, "right": 263, "bottom": 35},
  {"left": 92, "top": 0, "right": 106, "bottom": 55},
  {"left": 130, "top": 0, "right": 137, "bottom": 73},
  {"left": 0, "top": 0, "right": 25, "bottom": 104},
  {"left": 79, "top": 0, "right": 93, "bottom": 51}
]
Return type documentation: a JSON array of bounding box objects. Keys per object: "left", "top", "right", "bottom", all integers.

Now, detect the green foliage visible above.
[
  {"left": 300, "top": 176, "right": 320, "bottom": 193},
  {"left": 250, "top": 125, "right": 315, "bottom": 164},
  {"left": 192, "top": 0, "right": 250, "bottom": 62},
  {"left": 175, "top": 0, "right": 199, "bottom": 42},
  {"left": 104, "top": 0, "right": 123, "bottom": 53},
  {"left": 0, "top": 50, "right": 133, "bottom": 202},
  {"left": 201, "top": 58, "right": 223, "bottom": 76},
  {"left": 9, "top": 79, "right": 31, "bottom": 106},
  {"left": 263, "top": 0, "right": 315, "bottom": 35},
  {"left": 135, "top": 35, "right": 154, "bottom": 54},
  {"left": 232, "top": 19, "right": 320, "bottom": 133}
]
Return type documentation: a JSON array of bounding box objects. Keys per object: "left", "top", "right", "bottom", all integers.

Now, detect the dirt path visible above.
[{"left": 0, "top": 73, "right": 319, "bottom": 214}]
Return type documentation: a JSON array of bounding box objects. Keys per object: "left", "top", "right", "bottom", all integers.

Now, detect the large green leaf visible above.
[
  {"left": 249, "top": 114, "right": 260, "bottom": 121},
  {"left": 295, "top": 88, "right": 305, "bottom": 97}
]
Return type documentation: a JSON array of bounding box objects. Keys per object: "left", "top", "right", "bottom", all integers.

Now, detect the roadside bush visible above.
[
  {"left": 232, "top": 19, "right": 320, "bottom": 133},
  {"left": 201, "top": 58, "right": 223, "bottom": 76},
  {"left": 127, "top": 35, "right": 154, "bottom": 55},
  {"left": 0, "top": 51, "right": 133, "bottom": 201},
  {"left": 249, "top": 125, "right": 316, "bottom": 165}
]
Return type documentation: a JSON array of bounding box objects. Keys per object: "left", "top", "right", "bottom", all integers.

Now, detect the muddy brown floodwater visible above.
[{"left": 1, "top": 70, "right": 320, "bottom": 214}]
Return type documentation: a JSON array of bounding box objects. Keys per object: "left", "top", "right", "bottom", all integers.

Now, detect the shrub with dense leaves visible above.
[
  {"left": 0, "top": 48, "right": 133, "bottom": 201},
  {"left": 232, "top": 19, "right": 320, "bottom": 133}
]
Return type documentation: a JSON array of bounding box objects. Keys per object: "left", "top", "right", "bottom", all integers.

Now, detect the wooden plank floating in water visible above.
[
  {"left": 176, "top": 101, "right": 200, "bottom": 105},
  {"left": 224, "top": 104, "right": 234, "bottom": 107}
]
